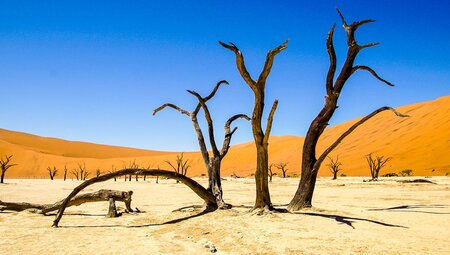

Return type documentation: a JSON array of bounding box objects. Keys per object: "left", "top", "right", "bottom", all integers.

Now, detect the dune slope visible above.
[{"left": 1, "top": 96, "right": 449, "bottom": 178}]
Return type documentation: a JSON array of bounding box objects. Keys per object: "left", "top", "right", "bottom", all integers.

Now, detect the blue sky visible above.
[{"left": 1, "top": 1, "right": 449, "bottom": 151}]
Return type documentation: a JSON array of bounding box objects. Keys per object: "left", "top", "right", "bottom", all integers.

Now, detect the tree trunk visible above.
[
  {"left": 207, "top": 157, "right": 228, "bottom": 209},
  {"left": 1, "top": 171, "right": 5, "bottom": 183},
  {"left": 0, "top": 189, "right": 133, "bottom": 214},
  {"left": 106, "top": 198, "right": 118, "bottom": 218},
  {"left": 52, "top": 168, "right": 217, "bottom": 227},
  {"left": 333, "top": 171, "right": 337, "bottom": 180},
  {"left": 254, "top": 145, "right": 271, "bottom": 209}
]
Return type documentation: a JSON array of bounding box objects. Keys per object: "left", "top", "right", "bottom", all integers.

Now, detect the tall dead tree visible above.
[
  {"left": 0, "top": 155, "right": 16, "bottom": 184},
  {"left": 327, "top": 156, "right": 342, "bottom": 180},
  {"left": 275, "top": 162, "right": 289, "bottom": 178},
  {"left": 109, "top": 165, "right": 117, "bottom": 181},
  {"left": 154, "top": 80, "right": 250, "bottom": 208},
  {"left": 47, "top": 166, "right": 58, "bottom": 180},
  {"left": 366, "top": 153, "right": 390, "bottom": 180},
  {"left": 96, "top": 168, "right": 102, "bottom": 178},
  {"left": 288, "top": 9, "right": 408, "bottom": 211},
  {"left": 220, "top": 40, "right": 288, "bottom": 210},
  {"left": 164, "top": 153, "right": 191, "bottom": 184}
]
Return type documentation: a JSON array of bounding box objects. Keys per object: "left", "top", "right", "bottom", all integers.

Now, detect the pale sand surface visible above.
[{"left": 1, "top": 177, "right": 449, "bottom": 254}]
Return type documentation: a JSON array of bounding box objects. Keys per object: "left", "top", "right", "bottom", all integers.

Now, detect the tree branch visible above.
[
  {"left": 257, "top": 40, "right": 289, "bottom": 85},
  {"left": 219, "top": 41, "right": 256, "bottom": 88},
  {"left": 351, "top": 65, "right": 394, "bottom": 86},
  {"left": 187, "top": 90, "right": 220, "bottom": 156},
  {"left": 314, "top": 106, "right": 408, "bottom": 171},
  {"left": 263, "top": 100, "right": 279, "bottom": 144},
  {"left": 220, "top": 114, "right": 251, "bottom": 158},
  {"left": 153, "top": 103, "right": 191, "bottom": 117},
  {"left": 326, "top": 24, "right": 337, "bottom": 94}
]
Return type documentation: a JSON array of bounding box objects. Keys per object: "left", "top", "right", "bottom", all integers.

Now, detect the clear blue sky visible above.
[{"left": 1, "top": 1, "right": 449, "bottom": 151}]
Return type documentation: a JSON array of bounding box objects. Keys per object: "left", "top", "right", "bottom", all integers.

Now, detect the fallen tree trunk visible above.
[
  {"left": 0, "top": 189, "right": 133, "bottom": 214},
  {"left": 52, "top": 168, "right": 217, "bottom": 227}
]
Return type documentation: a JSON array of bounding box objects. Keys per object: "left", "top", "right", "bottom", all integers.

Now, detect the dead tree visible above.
[
  {"left": 52, "top": 168, "right": 217, "bottom": 227},
  {"left": 164, "top": 153, "right": 191, "bottom": 184},
  {"left": 220, "top": 40, "right": 288, "bottom": 211},
  {"left": 74, "top": 163, "right": 89, "bottom": 181},
  {"left": 288, "top": 9, "right": 408, "bottom": 211},
  {"left": 268, "top": 163, "right": 276, "bottom": 182},
  {"left": 63, "top": 165, "right": 68, "bottom": 181},
  {"left": 47, "top": 166, "right": 58, "bottom": 180},
  {"left": 154, "top": 80, "right": 249, "bottom": 208},
  {"left": 96, "top": 168, "right": 102, "bottom": 177},
  {"left": 366, "top": 154, "right": 390, "bottom": 180},
  {"left": 0, "top": 155, "right": 16, "bottom": 183},
  {"left": 327, "top": 156, "right": 342, "bottom": 180},
  {"left": 275, "top": 162, "right": 289, "bottom": 178},
  {"left": 109, "top": 165, "right": 117, "bottom": 181},
  {"left": 71, "top": 168, "right": 79, "bottom": 180},
  {"left": 0, "top": 189, "right": 134, "bottom": 215}
]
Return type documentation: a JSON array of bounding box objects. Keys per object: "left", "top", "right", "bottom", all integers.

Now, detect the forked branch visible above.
[
  {"left": 263, "top": 100, "right": 279, "bottom": 144},
  {"left": 221, "top": 114, "right": 251, "bottom": 158},
  {"left": 351, "top": 65, "right": 394, "bottom": 86},
  {"left": 315, "top": 107, "right": 409, "bottom": 170},
  {"left": 218, "top": 41, "right": 256, "bottom": 87},
  {"left": 258, "top": 40, "right": 289, "bottom": 85}
]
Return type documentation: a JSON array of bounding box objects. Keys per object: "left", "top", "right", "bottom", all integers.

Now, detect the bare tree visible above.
[
  {"left": 165, "top": 153, "right": 191, "bottom": 184},
  {"left": 288, "top": 9, "right": 408, "bottom": 211},
  {"left": 220, "top": 40, "right": 288, "bottom": 211},
  {"left": 96, "top": 168, "right": 102, "bottom": 178},
  {"left": 327, "top": 156, "right": 342, "bottom": 180},
  {"left": 63, "top": 165, "right": 68, "bottom": 181},
  {"left": 71, "top": 168, "right": 79, "bottom": 181},
  {"left": 154, "top": 80, "right": 249, "bottom": 208},
  {"left": 109, "top": 165, "right": 117, "bottom": 181},
  {"left": 268, "top": 163, "right": 276, "bottom": 182},
  {"left": 47, "top": 166, "right": 58, "bottom": 180},
  {"left": 74, "top": 163, "right": 89, "bottom": 181},
  {"left": 0, "top": 155, "right": 16, "bottom": 183},
  {"left": 275, "top": 162, "right": 289, "bottom": 178},
  {"left": 366, "top": 154, "right": 390, "bottom": 180}
]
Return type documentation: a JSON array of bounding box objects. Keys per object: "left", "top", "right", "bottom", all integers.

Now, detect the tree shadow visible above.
[
  {"left": 368, "top": 204, "right": 450, "bottom": 215},
  {"left": 294, "top": 212, "right": 407, "bottom": 229},
  {"left": 58, "top": 207, "right": 213, "bottom": 229}
]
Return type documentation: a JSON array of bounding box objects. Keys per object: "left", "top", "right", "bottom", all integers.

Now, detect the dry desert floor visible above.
[{"left": 1, "top": 177, "right": 449, "bottom": 254}]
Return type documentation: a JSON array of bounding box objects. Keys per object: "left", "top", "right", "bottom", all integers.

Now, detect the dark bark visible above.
[
  {"left": 52, "top": 168, "right": 216, "bottom": 227},
  {"left": 154, "top": 81, "right": 249, "bottom": 208},
  {"left": 0, "top": 189, "right": 133, "bottom": 214},
  {"left": 106, "top": 198, "right": 118, "bottom": 218},
  {"left": 0, "top": 155, "right": 16, "bottom": 184},
  {"left": 220, "top": 40, "right": 287, "bottom": 210},
  {"left": 288, "top": 9, "right": 407, "bottom": 211}
]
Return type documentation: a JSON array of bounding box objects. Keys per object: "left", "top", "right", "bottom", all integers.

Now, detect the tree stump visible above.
[{"left": 106, "top": 197, "right": 118, "bottom": 218}]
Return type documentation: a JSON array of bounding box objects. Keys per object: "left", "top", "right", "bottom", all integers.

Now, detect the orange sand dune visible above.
[{"left": 1, "top": 96, "right": 449, "bottom": 178}]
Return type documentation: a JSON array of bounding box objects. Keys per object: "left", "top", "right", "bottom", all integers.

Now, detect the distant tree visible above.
[
  {"left": 327, "top": 156, "right": 342, "bottom": 180},
  {"left": 366, "top": 154, "right": 391, "bottom": 180},
  {"left": 275, "top": 162, "right": 289, "bottom": 178},
  {"left": 399, "top": 169, "right": 413, "bottom": 177},
  {"left": 63, "top": 165, "right": 68, "bottom": 181},
  {"left": 108, "top": 165, "right": 117, "bottom": 181},
  {"left": 165, "top": 153, "right": 190, "bottom": 183},
  {"left": 268, "top": 163, "right": 276, "bottom": 182},
  {"left": 47, "top": 166, "right": 58, "bottom": 180},
  {"left": 0, "top": 155, "right": 17, "bottom": 183},
  {"left": 96, "top": 168, "right": 102, "bottom": 178},
  {"left": 74, "top": 163, "right": 89, "bottom": 181}
]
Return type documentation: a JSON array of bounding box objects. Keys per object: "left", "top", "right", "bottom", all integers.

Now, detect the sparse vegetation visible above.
[
  {"left": 382, "top": 172, "right": 399, "bottom": 177},
  {"left": 268, "top": 163, "right": 277, "bottom": 182},
  {"left": 366, "top": 154, "right": 391, "bottom": 181},
  {"left": 340, "top": 173, "right": 347, "bottom": 177},
  {"left": 72, "top": 163, "right": 89, "bottom": 181},
  {"left": 326, "top": 156, "right": 342, "bottom": 180},
  {"left": 0, "top": 154, "right": 16, "bottom": 183},
  {"left": 63, "top": 165, "right": 68, "bottom": 181}
]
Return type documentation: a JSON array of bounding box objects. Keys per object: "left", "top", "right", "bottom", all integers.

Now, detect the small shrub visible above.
[
  {"left": 399, "top": 169, "right": 413, "bottom": 177},
  {"left": 201, "top": 173, "right": 206, "bottom": 177},
  {"left": 445, "top": 172, "right": 449, "bottom": 177},
  {"left": 340, "top": 173, "right": 347, "bottom": 177}
]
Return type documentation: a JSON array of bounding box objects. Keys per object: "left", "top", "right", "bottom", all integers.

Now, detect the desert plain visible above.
[{"left": 1, "top": 176, "right": 449, "bottom": 254}]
